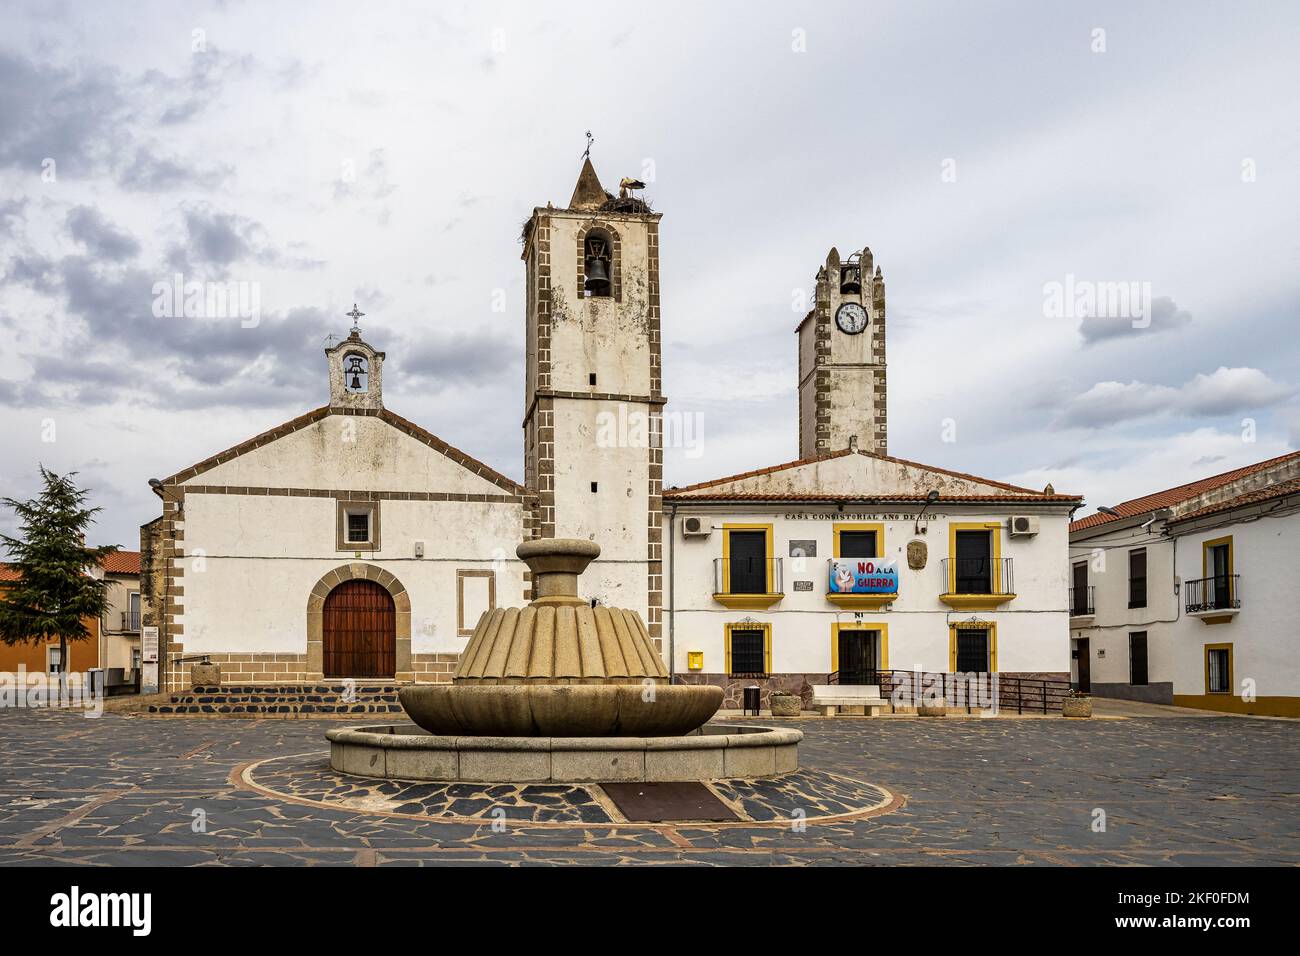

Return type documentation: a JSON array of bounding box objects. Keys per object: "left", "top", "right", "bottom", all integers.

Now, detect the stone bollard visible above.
[
  {"left": 770, "top": 693, "right": 802, "bottom": 717},
  {"left": 191, "top": 663, "right": 221, "bottom": 687},
  {"left": 1062, "top": 697, "right": 1093, "bottom": 718}
]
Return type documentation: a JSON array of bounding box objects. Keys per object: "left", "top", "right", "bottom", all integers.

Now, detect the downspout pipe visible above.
[{"left": 666, "top": 501, "right": 676, "bottom": 684}]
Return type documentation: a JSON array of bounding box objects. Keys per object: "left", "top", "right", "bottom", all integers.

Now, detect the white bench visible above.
[{"left": 811, "top": 684, "right": 887, "bottom": 716}]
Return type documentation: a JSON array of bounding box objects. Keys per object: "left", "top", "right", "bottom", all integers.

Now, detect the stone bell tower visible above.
[
  {"left": 520, "top": 156, "right": 664, "bottom": 650},
  {"left": 797, "top": 246, "right": 887, "bottom": 457},
  {"left": 326, "top": 305, "right": 385, "bottom": 411}
]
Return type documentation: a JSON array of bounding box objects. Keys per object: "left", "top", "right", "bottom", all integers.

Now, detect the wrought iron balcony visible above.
[
  {"left": 939, "top": 557, "right": 1016, "bottom": 610},
  {"left": 1185, "top": 575, "right": 1241, "bottom": 617},
  {"left": 119, "top": 610, "right": 141, "bottom": 632},
  {"left": 712, "top": 557, "right": 784, "bottom": 610},
  {"left": 1069, "top": 585, "right": 1095, "bottom": 617}
]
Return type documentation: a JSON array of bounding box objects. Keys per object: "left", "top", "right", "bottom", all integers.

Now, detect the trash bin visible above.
[
  {"left": 743, "top": 685, "right": 761, "bottom": 716},
  {"left": 86, "top": 668, "right": 105, "bottom": 697}
]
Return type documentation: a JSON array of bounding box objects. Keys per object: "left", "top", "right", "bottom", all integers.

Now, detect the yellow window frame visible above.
[
  {"left": 833, "top": 522, "right": 885, "bottom": 559},
  {"left": 1202, "top": 535, "right": 1234, "bottom": 579},
  {"left": 721, "top": 522, "right": 775, "bottom": 594},
  {"left": 945, "top": 521, "right": 1005, "bottom": 594},
  {"left": 724, "top": 621, "right": 772, "bottom": 675},
  {"left": 1204, "top": 642, "right": 1234, "bottom": 695},
  {"left": 948, "top": 621, "right": 998, "bottom": 673},
  {"left": 830, "top": 622, "right": 889, "bottom": 672}
]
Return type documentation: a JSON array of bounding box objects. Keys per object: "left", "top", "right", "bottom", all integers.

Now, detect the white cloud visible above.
[{"left": 1060, "top": 367, "right": 1294, "bottom": 428}]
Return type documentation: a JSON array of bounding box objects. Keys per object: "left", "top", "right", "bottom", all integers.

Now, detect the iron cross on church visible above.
[{"left": 346, "top": 303, "right": 365, "bottom": 334}]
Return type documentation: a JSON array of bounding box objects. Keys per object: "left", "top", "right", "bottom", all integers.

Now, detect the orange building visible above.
[{"left": 0, "top": 564, "right": 106, "bottom": 677}]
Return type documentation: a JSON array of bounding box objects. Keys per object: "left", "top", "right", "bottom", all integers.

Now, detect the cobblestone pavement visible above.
[{"left": 0, "top": 709, "right": 1295, "bottom": 866}]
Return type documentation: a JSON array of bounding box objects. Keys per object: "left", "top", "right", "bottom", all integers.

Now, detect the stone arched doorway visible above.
[
  {"left": 307, "top": 564, "right": 411, "bottom": 682},
  {"left": 323, "top": 579, "right": 395, "bottom": 678}
]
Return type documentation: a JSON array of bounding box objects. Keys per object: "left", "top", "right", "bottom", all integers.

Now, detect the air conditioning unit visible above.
[
  {"left": 1008, "top": 515, "right": 1040, "bottom": 536},
  {"left": 682, "top": 516, "right": 712, "bottom": 538}
]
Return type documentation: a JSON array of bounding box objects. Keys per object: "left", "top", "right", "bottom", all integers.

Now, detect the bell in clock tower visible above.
[
  {"left": 797, "top": 246, "right": 887, "bottom": 457},
  {"left": 519, "top": 155, "right": 664, "bottom": 649}
]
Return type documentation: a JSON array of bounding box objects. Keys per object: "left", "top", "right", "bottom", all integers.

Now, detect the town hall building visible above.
[{"left": 144, "top": 158, "right": 1081, "bottom": 701}]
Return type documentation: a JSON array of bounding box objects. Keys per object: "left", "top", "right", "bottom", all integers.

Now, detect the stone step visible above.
[
  {"left": 148, "top": 701, "right": 404, "bottom": 716},
  {"left": 193, "top": 684, "right": 402, "bottom": 695},
  {"left": 147, "top": 681, "right": 408, "bottom": 717}
]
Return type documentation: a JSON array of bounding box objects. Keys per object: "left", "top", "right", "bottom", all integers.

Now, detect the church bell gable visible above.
[{"left": 326, "top": 307, "right": 385, "bottom": 411}]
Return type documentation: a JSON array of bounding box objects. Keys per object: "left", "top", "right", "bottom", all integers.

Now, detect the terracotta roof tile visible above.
[
  {"left": 1168, "top": 477, "right": 1300, "bottom": 524},
  {"left": 664, "top": 449, "right": 1076, "bottom": 499},
  {"left": 1070, "top": 450, "right": 1300, "bottom": 532},
  {"left": 0, "top": 550, "right": 139, "bottom": 581},
  {"left": 101, "top": 551, "right": 141, "bottom": 575},
  {"left": 666, "top": 493, "right": 1081, "bottom": 503}
]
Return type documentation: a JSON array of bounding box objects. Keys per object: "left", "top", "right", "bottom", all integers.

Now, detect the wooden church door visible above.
[{"left": 323, "top": 579, "right": 396, "bottom": 678}]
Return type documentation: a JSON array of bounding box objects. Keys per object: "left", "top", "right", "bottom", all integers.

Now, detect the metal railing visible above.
[
  {"left": 120, "top": 609, "right": 141, "bottom": 632},
  {"left": 712, "top": 557, "right": 783, "bottom": 595},
  {"left": 1068, "top": 585, "right": 1095, "bottom": 616},
  {"left": 941, "top": 557, "right": 1014, "bottom": 595},
  {"left": 829, "top": 668, "right": 1071, "bottom": 714},
  {"left": 1185, "top": 575, "right": 1241, "bottom": 613}
]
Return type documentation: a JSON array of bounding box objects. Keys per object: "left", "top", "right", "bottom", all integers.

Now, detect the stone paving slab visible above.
[{"left": 0, "top": 709, "right": 1295, "bottom": 865}]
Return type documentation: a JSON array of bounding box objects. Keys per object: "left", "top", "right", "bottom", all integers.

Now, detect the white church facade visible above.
[{"left": 145, "top": 159, "right": 1081, "bottom": 701}]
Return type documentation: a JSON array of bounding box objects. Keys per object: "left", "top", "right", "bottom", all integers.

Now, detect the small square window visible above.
[
  {"left": 337, "top": 500, "right": 380, "bottom": 551},
  {"left": 347, "top": 512, "right": 370, "bottom": 543}
]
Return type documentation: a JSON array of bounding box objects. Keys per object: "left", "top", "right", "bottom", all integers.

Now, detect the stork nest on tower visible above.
[{"left": 599, "top": 193, "right": 653, "bottom": 214}]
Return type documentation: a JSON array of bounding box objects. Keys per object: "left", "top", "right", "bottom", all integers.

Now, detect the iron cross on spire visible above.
[
  {"left": 346, "top": 303, "right": 365, "bottom": 334},
  {"left": 583, "top": 130, "right": 594, "bottom": 159}
]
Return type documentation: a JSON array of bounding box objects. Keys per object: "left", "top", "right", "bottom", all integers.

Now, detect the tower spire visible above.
[{"left": 570, "top": 155, "right": 607, "bottom": 210}]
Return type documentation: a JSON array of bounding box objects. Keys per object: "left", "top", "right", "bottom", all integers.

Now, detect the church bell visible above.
[
  {"left": 346, "top": 356, "right": 365, "bottom": 390},
  {"left": 839, "top": 263, "right": 862, "bottom": 295},
  {"left": 584, "top": 256, "right": 611, "bottom": 295}
]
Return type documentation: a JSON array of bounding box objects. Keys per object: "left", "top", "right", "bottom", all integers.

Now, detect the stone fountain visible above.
[{"left": 326, "top": 538, "right": 801, "bottom": 783}]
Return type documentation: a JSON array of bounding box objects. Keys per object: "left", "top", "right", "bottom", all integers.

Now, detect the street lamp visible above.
[{"left": 914, "top": 490, "right": 941, "bottom": 534}]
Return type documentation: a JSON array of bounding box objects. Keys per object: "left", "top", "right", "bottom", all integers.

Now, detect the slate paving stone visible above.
[{"left": 0, "top": 708, "right": 1296, "bottom": 865}]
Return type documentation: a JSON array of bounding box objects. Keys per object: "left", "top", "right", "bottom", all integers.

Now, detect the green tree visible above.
[{"left": 0, "top": 467, "right": 118, "bottom": 690}]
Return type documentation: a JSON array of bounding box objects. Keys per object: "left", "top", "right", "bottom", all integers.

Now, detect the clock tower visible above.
[
  {"left": 797, "top": 246, "right": 887, "bottom": 457},
  {"left": 520, "top": 157, "right": 664, "bottom": 650}
]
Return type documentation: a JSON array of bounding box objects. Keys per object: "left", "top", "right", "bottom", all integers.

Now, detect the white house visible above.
[
  {"left": 1068, "top": 451, "right": 1300, "bottom": 717},
  {"left": 145, "top": 158, "right": 1082, "bottom": 702},
  {"left": 664, "top": 451, "right": 1080, "bottom": 707}
]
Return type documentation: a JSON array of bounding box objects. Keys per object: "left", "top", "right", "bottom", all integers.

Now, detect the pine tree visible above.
[{"left": 0, "top": 467, "right": 118, "bottom": 690}]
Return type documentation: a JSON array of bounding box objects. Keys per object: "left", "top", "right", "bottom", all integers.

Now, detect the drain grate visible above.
[{"left": 600, "top": 782, "right": 740, "bottom": 822}]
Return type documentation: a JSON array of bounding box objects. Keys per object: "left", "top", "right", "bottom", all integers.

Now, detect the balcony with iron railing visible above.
[
  {"left": 939, "top": 557, "right": 1016, "bottom": 610},
  {"left": 120, "top": 609, "right": 141, "bottom": 632},
  {"left": 712, "top": 557, "right": 784, "bottom": 610},
  {"left": 1068, "top": 585, "right": 1095, "bottom": 619},
  {"left": 1185, "top": 574, "right": 1241, "bottom": 621}
]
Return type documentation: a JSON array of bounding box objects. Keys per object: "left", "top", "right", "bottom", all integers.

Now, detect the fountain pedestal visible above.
[{"left": 329, "top": 538, "right": 799, "bottom": 783}]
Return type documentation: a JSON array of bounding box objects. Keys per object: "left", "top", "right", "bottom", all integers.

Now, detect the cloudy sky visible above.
[{"left": 1, "top": 0, "right": 1298, "bottom": 548}]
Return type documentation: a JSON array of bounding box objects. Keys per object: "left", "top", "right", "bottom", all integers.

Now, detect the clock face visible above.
[{"left": 835, "top": 302, "right": 868, "bottom": 335}]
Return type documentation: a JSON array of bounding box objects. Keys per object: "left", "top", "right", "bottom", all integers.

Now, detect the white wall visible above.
[
  {"left": 667, "top": 506, "right": 1072, "bottom": 675},
  {"left": 1068, "top": 523, "right": 1177, "bottom": 689},
  {"left": 1170, "top": 510, "right": 1300, "bottom": 700}
]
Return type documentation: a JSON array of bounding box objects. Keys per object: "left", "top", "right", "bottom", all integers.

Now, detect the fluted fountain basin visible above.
[
  {"left": 399, "top": 682, "right": 724, "bottom": 738},
  {"left": 326, "top": 721, "right": 802, "bottom": 783}
]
